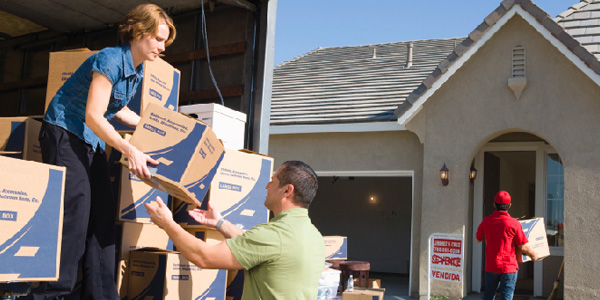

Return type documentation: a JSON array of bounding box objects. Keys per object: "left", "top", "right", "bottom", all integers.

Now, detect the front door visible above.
[{"left": 471, "top": 141, "right": 565, "bottom": 297}]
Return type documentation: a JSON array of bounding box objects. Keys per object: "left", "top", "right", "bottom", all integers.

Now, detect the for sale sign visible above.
[
  {"left": 432, "top": 238, "right": 462, "bottom": 271},
  {"left": 431, "top": 270, "right": 462, "bottom": 282},
  {"left": 429, "top": 234, "right": 463, "bottom": 283}
]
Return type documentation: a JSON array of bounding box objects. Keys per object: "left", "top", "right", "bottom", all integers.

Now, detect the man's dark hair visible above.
[
  {"left": 277, "top": 161, "right": 318, "bottom": 208},
  {"left": 494, "top": 202, "right": 510, "bottom": 211}
]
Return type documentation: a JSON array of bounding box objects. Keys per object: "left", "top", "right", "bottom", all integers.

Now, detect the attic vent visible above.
[
  {"left": 512, "top": 46, "right": 526, "bottom": 77},
  {"left": 508, "top": 45, "right": 527, "bottom": 100}
]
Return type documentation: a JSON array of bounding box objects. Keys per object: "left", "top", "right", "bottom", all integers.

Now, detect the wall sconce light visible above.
[
  {"left": 440, "top": 163, "right": 449, "bottom": 186},
  {"left": 369, "top": 196, "right": 376, "bottom": 203},
  {"left": 469, "top": 165, "right": 478, "bottom": 182}
]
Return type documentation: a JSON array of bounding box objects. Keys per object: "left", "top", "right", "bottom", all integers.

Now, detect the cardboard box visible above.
[
  {"left": 0, "top": 117, "right": 42, "bottom": 162},
  {"left": 0, "top": 156, "right": 65, "bottom": 282},
  {"left": 123, "top": 103, "right": 225, "bottom": 207},
  {"left": 173, "top": 149, "right": 273, "bottom": 230},
  {"left": 342, "top": 288, "right": 385, "bottom": 300},
  {"left": 127, "top": 249, "right": 227, "bottom": 299},
  {"left": 519, "top": 217, "right": 550, "bottom": 262},
  {"left": 116, "top": 211, "right": 225, "bottom": 298},
  {"left": 45, "top": 48, "right": 97, "bottom": 112},
  {"left": 45, "top": 49, "right": 180, "bottom": 132},
  {"left": 353, "top": 278, "right": 381, "bottom": 289},
  {"left": 116, "top": 222, "right": 175, "bottom": 299},
  {"left": 185, "top": 228, "right": 225, "bottom": 246},
  {"left": 119, "top": 222, "right": 174, "bottom": 260},
  {"left": 110, "top": 57, "right": 180, "bottom": 132},
  {"left": 118, "top": 165, "right": 171, "bottom": 223},
  {"left": 369, "top": 278, "right": 382, "bottom": 289},
  {"left": 324, "top": 236, "right": 348, "bottom": 260},
  {"left": 179, "top": 103, "right": 247, "bottom": 150}
]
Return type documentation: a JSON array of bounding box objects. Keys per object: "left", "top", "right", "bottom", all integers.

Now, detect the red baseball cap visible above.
[{"left": 494, "top": 191, "right": 511, "bottom": 204}]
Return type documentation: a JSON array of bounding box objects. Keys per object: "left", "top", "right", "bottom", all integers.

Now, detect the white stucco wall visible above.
[{"left": 407, "top": 15, "right": 600, "bottom": 299}]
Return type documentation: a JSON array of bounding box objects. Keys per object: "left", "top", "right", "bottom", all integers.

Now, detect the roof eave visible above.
[{"left": 270, "top": 121, "right": 406, "bottom": 135}]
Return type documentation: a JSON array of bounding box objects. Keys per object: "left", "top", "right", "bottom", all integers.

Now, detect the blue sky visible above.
[{"left": 273, "top": 0, "right": 580, "bottom": 65}]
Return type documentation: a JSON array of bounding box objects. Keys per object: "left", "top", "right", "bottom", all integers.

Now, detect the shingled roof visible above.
[
  {"left": 270, "top": 38, "right": 464, "bottom": 126},
  {"left": 270, "top": 0, "right": 600, "bottom": 129},
  {"left": 555, "top": 0, "right": 600, "bottom": 59},
  {"left": 394, "top": 0, "right": 600, "bottom": 124}
]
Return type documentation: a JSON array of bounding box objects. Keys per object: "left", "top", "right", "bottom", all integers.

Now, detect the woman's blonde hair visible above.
[{"left": 119, "top": 4, "right": 176, "bottom": 46}]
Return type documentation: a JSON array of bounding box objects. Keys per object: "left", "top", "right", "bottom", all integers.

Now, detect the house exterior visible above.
[{"left": 269, "top": 0, "right": 600, "bottom": 299}]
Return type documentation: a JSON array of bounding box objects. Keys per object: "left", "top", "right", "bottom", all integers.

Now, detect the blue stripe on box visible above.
[
  {"left": 166, "top": 71, "right": 179, "bottom": 109},
  {"left": 519, "top": 218, "right": 541, "bottom": 261},
  {"left": 146, "top": 121, "right": 207, "bottom": 182},
  {"left": 221, "top": 158, "right": 271, "bottom": 229},
  {"left": 130, "top": 254, "right": 167, "bottom": 299},
  {"left": 183, "top": 149, "right": 224, "bottom": 203},
  {"left": 5, "top": 121, "right": 26, "bottom": 159},
  {"left": 326, "top": 238, "right": 348, "bottom": 259},
  {"left": 173, "top": 158, "right": 270, "bottom": 229},
  {"left": 227, "top": 270, "right": 244, "bottom": 300},
  {"left": 194, "top": 269, "right": 227, "bottom": 300},
  {"left": 120, "top": 188, "right": 170, "bottom": 221}
]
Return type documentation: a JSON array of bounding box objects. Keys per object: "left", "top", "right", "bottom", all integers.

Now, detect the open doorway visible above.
[
  {"left": 471, "top": 137, "right": 565, "bottom": 298},
  {"left": 481, "top": 151, "right": 536, "bottom": 296}
]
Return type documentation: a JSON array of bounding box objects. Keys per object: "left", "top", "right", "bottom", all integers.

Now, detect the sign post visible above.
[{"left": 427, "top": 231, "right": 464, "bottom": 299}]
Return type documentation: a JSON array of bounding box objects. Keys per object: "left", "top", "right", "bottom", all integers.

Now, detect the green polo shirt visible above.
[{"left": 227, "top": 208, "right": 325, "bottom": 300}]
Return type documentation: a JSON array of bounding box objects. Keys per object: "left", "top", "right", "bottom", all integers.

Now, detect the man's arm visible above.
[
  {"left": 145, "top": 197, "right": 244, "bottom": 270},
  {"left": 519, "top": 243, "right": 538, "bottom": 261},
  {"left": 475, "top": 223, "right": 484, "bottom": 243}
]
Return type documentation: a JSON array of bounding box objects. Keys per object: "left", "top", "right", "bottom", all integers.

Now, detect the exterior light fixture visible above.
[
  {"left": 469, "top": 165, "right": 478, "bottom": 182},
  {"left": 440, "top": 163, "right": 449, "bottom": 186}
]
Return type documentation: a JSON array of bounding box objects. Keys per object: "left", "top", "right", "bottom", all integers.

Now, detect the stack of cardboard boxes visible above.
[
  {"left": 0, "top": 49, "right": 275, "bottom": 299},
  {"left": 0, "top": 117, "right": 66, "bottom": 296},
  {"left": 322, "top": 236, "right": 385, "bottom": 299},
  {"left": 0, "top": 118, "right": 66, "bottom": 292},
  {"left": 322, "top": 235, "right": 348, "bottom": 298},
  {"left": 120, "top": 102, "right": 274, "bottom": 299}
]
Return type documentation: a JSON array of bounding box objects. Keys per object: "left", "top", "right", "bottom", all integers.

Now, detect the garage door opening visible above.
[{"left": 309, "top": 176, "right": 413, "bottom": 276}]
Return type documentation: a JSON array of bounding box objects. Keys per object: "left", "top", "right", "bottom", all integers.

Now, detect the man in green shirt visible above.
[{"left": 146, "top": 160, "right": 325, "bottom": 299}]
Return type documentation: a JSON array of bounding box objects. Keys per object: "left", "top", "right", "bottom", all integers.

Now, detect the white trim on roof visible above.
[
  {"left": 397, "top": 5, "right": 600, "bottom": 126},
  {"left": 269, "top": 121, "right": 405, "bottom": 134},
  {"left": 315, "top": 170, "right": 413, "bottom": 177}
]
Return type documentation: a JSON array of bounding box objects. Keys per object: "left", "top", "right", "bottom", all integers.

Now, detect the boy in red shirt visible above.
[{"left": 476, "top": 191, "right": 538, "bottom": 300}]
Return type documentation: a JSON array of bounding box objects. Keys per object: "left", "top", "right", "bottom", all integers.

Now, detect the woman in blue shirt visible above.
[{"left": 35, "top": 4, "right": 176, "bottom": 299}]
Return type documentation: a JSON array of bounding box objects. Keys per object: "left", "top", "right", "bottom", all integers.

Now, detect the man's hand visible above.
[
  {"left": 145, "top": 196, "right": 174, "bottom": 229},
  {"left": 519, "top": 244, "right": 539, "bottom": 261},
  {"left": 529, "top": 251, "right": 539, "bottom": 261},
  {"left": 188, "top": 201, "right": 223, "bottom": 228}
]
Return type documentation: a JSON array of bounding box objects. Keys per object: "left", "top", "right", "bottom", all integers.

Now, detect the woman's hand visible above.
[{"left": 126, "top": 145, "right": 158, "bottom": 180}]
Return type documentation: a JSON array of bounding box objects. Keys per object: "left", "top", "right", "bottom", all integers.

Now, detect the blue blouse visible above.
[{"left": 44, "top": 43, "right": 143, "bottom": 151}]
